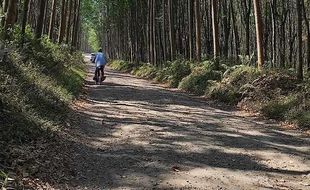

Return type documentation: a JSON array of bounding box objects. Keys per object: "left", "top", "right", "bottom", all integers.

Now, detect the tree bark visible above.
[
  {"left": 35, "top": 0, "right": 47, "bottom": 39},
  {"left": 188, "top": 0, "right": 193, "bottom": 60},
  {"left": 195, "top": 0, "right": 201, "bottom": 61},
  {"left": 4, "top": 0, "right": 18, "bottom": 32},
  {"left": 296, "top": 0, "right": 303, "bottom": 80},
  {"left": 58, "top": 0, "right": 67, "bottom": 43},
  {"left": 48, "top": 0, "right": 57, "bottom": 40},
  {"left": 168, "top": 0, "right": 175, "bottom": 60},
  {"left": 253, "top": 0, "right": 264, "bottom": 70},
  {"left": 21, "top": 0, "right": 30, "bottom": 46},
  {"left": 65, "top": 0, "right": 73, "bottom": 44},
  {"left": 211, "top": 0, "right": 219, "bottom": 58},
  {"left": 302, "top": 0, "right": 310, "bottom": 73}
]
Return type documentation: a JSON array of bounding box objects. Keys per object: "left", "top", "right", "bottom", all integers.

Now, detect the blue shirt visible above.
[{"left": 95, "top": 52, "right": 107, "bottom": 67}]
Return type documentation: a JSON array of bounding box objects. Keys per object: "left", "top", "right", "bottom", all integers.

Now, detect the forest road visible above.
[{"left": 66, "top": 55, "right": 310, "bottom": 190}]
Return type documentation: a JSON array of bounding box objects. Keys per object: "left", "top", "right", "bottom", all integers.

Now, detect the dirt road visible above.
[{"left": 66, "top": 55, "right": 310, "bottom": 189}]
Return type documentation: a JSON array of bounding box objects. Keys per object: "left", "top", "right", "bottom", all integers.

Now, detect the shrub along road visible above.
[{"left": 66, "top": 55, "right": 310, "bottom": 189}]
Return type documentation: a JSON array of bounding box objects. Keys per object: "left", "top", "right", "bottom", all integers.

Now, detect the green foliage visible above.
[
  {"left": 110, "top": 59, "right": 191, "bottom": 86},
  {"left": 132, "top": 64, "right": 157, "bottom": 79},
  {"left": 110, "top": 60, "right": 141, "bottom": 72},
  {"left": 166, "top": 60, "right": 192, "bottom": 87},
  {"left": 179, "top": 62, "right": 222, "bottom": 95},
  {"left": 0, "top": 35, "right": 86, "bottom": 144},
  {"left": 294, "top": 111, "right": 310, "bottom": 128},
  {"left": 206, "top": 65, "right": 260, "bottom": 105},
  {"left": 261, "top": 96, "right": 300, "bottom": 120},
  {"left": 207, "top": 83, "right": 241, "bottom": 105},
  {"left": 222, "top": 65, "right": 261, "bottom": 87},
  {"left": 154, "top": 60, "right": 192, "bottom": 87}
]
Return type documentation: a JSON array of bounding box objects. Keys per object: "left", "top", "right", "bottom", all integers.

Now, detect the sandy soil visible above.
[{"left": 63, "top": 55, "right": 310, "bottom": 190}]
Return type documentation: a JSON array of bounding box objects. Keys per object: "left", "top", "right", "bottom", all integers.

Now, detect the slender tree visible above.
[
  {"left": 253, "top": 0, "right": 264, "bottom": 70},
  {"left": 35, "top": 0, "right": 47, "bottom": 39},
  {"left": 211, "top": 0, "right": 220, "bottom": 59},
  {"left": 296, "top": 0, "right": 303, "bottom": 80},
  {"left": 21, "top": 0, "right": 30, "bottom": 46},
  {"left": 168, "top": 0, "right": 175, "bottom": 60},
  {"left": 48, "top": 0, "right": 57, "bottom": 40},
  {"left": 195, "top": 0, "right": 201, "bottom": 61},
  {"left": 4, "top": 0, "right": 18, "bottom": 33},
  {"left": 58, "top": 0, "right": 67, "bottom": 43}
]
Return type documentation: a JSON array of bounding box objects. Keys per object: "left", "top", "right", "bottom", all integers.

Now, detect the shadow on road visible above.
[{"left": 62, "top": 63, "right": 310, "bottom": 189}]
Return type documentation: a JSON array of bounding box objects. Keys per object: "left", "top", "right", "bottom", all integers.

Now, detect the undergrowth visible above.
[
  {"left": 110, "top": 59, "right": 309, "bottom": 129},
  {"left": 0, "top": 27, "right": 86, "bottom": 182}
]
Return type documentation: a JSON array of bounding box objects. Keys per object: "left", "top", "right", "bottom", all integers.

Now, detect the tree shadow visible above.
[{"left": 59, "top": 68, "right": 310, "bottom": 189}]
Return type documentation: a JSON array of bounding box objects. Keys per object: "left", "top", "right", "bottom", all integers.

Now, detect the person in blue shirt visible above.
[{"left": 93, "top": 48, "right": 108, "bottom": 83}]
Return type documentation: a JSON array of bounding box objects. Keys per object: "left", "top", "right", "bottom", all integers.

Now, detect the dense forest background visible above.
[
  {"left": 0, "top": 0, "right": 309, "bottom": 188},
  {"left": 79, "top": 0, "right": 310, "bottom": 128},
  {"left": 81, "top": 0, "right": 310, "bottom": 81},
  {"left": 0, "top": 0, "right": 82, "bottom": 48},
  {"left": 0, "top": 1, "right": 309, "bottom": 139}
]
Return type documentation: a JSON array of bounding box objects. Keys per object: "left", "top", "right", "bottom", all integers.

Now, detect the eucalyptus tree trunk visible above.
[
  {"left": 48, "top": 0, "right": 57, "bottom": 40},
  {"left": 211, "top": 0, "right": 219, "bottom": 59},
  {"left": 296, "top": 0, "right": 303, "bottom": 80},
  {"left": 4, "top": 0, "right": 18, "bottom": 32},
  {"left": 58, "top": 0, "right": 67, "bottom": 43},
  {"left": 253, "top": 0, "right": 264, "bottom": 70},
  {"left": 21, "top": 0, "right": 30, "bottom": 46},
  {"left": 195, "top": 0, "right": 201, "bottom": 61}
]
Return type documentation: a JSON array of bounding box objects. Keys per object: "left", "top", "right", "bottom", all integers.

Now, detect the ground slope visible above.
[{"left": 65, "top": 55, "right": 309, "bottom": 190}]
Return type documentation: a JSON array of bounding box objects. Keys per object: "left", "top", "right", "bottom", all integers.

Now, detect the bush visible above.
[
  {"left": 132, "top": 64, "right": 157, "bottom": 79},
  {"left": 179, "top": 62, "right": 222, "bottom": 95},
  {"left": 294, "top": 111, "right": 310, "bottom": 128},
  {"left": 155, "top": 67, "right": 170, "bottom": 83},
  {"left": 222, "top": 65, "right": 260, "bottom": 87},
  {"left": 163, "top": 60, "right": 192, "bottom": 87},
  {"left": 207, "top": 83, "right": 241, "bottom": 105},
  {"left": 261, "top": 96, "right": 299, "bottom": 120},
  {"left": 109, "top": 60, "right": 140, "bottom": 72}
]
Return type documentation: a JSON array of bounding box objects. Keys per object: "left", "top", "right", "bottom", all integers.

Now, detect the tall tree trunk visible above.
[
  {"left": 43, "top": 0, "right": 49, "bottom": 35},
  {"left": 296, "top": 0, "right": 303, "bottom": 80},
  {"left": 58, "top": 0, "right": 67, "bottom": 43},
  {"left": 188, "top": 0, "right": 193, "bottom": 60},
  {"left": 242, "top": 0, "right": 251, "bottom": 56},
  {"left": 302, "top": 0, "right": 310, "bottom": 73},
  {"left": 222, "top": 0, "right": 231, "bottom": 57},
  {"left": 152, "top": 0, "right": 157, "bottom": 65},
  {"left": 35, "top": 0, "right": 47, "bottom": 39},
  {"left": 253, "top": 0, "right": 264, "bottom": 70},
  {"left": 4, "top": 0, "right": 18, "bottom": 33},
  {"left": 21, "top": 0, "right": 30, "bottom": 46},
  {"left": 270, "top": 0, "right": 277, "bottom": 67},
  {"left": 195, "top": 0, "right": 201, "bottom": 61},
  {"left": 230, "top": 1, "right": 240, "bottom": 56},
  {"left": 65, "top": 0, "right": 73, "bottom": 44},
  {"left": 48, "top": 0, "right": 57, "bottom": 40},
  {"left": 211, "top": 0, "right": 219, "bottom": 58},
  {"left": 168, "top": 0, "right": 175, "bottom": 60},
  {"left": 72, "top": 0, "right": 80, "bottom": 48},
  {"left": 1, "top": 0, "right": 9, "bottom": 27}
]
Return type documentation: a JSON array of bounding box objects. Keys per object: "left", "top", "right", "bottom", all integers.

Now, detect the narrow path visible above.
[{"left": 67, "top": 55, "right": 310, "bottom": 190}]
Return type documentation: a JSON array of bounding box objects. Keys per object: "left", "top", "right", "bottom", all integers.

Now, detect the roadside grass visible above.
[
  {"left": 109, "top": 59, "right": 309, "bottom": 129},
  {"left": 0, "top": 30, "right": 86, "bottom": 186}
]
